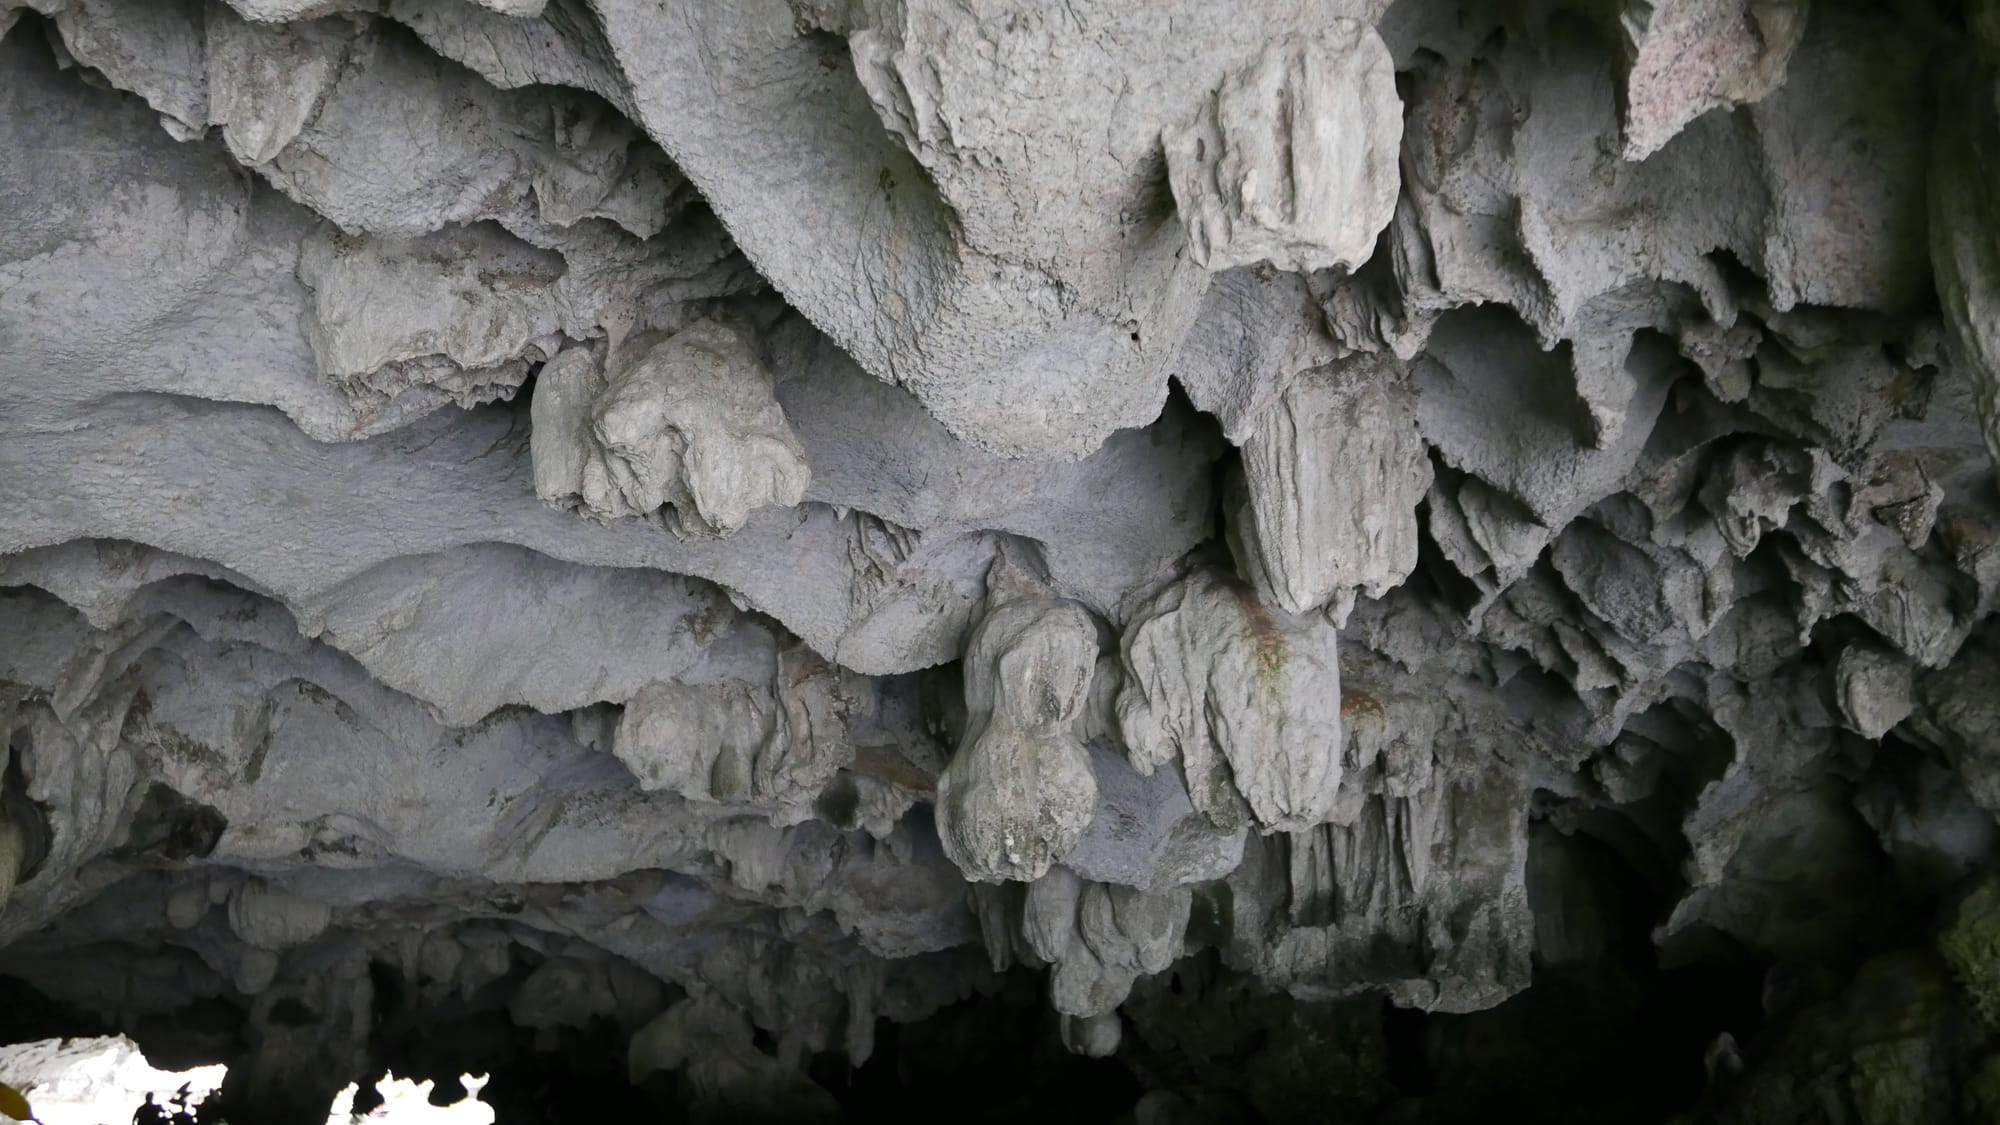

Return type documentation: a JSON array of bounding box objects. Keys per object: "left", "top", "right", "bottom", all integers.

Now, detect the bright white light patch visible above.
[
  {"left": 0, "top": 1037, "right": 494, "bottom": 1124},
  {"left": 0, "top": 1036, "right": 223, "bottom": 1124},
  {"left": 329, "top": 1072, "right": 495, "bottom": 1124}
]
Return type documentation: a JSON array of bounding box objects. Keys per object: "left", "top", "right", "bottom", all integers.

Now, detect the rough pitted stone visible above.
[
  {"left": 1231, "top": 351, "right": 1431, "bottom": 621},
  {"left": 935, "top": 579, "right": 1101, "bottom": 884},
  {"left": 3, "top": 0, "right": 2000, "bottom": 1114},
  {"left": 1615, "top": 0, "right": 1808, "bottom": 161},
  {"left": 1116, "top": 569, "right": 1344, "bottom": 833},
  {"left": 1163, "top": 23, "right": 1402, "bottom": 274},
  {"left": 532, "top": 319, "right": 810, "bottom": 537}
]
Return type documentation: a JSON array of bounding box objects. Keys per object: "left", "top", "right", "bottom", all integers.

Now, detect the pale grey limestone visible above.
[
  {"left": 3, "top": 0, "right": 2000, "bottom": 1101},
  {"left": 1116, "top": 569, "right": 1345, "bottom": 834},
  {"left": 1231, "top": 767, "right": 1533, "bottom": 1012},
  {"left": 1614, "top": 0, "right": 1807, "bottom": 161},
  {"left": 589, "top": 0, "right": 1400, "bottom": 459},
  {"left": 1835, "top": 641, "right": 1917, "bottom": 741},
  {"left": 1170, "top": 269, "right": 1340, "bottom": 445},
  {"left": 613, "top": 647, "right": 871, "bottom": 825},
  {"left": 205, "top": 3, "right": 347, "bottom": 165},
  {"left": 1932, "top": 21, "right": 2000, "bottom": 476},
  {"left": 1232, "top": 351, "right": 1431, "bottom": 621},
  {"left": 1163, "top": 23, "right": 1401, "bottom": 275},
  {"left": 971, "top": 863, "right": 1191, "bottom": 1022},
  {"left": 46, "top": 0, "right": 209, "bottom": 139},
  {"left": 531, "top": 318, "right": 811, "bottom": 537},
  {"left": 298, "top": 222, "right": 567, "bottom": 420},
  {"left": 934, "top": 567, "right": 1101, "bottom": 884},
  {"left": 1059, "top": 744, "right": 1247, "bottom": 892},
  {"left": 1059, "top": 1011, "right": 1123, "bottom": 1058},
  {"left": 227, "top": 878, "right": 334, "bottom": 950}
]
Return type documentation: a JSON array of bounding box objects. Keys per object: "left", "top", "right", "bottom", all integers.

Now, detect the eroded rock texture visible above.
[{"left": 3, "top": 0, "right": 2000, "bottom": 1121}]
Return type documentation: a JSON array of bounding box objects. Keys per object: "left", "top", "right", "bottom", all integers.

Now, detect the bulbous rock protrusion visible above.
[
  {"left": 612, "top": 647, "right": 865, "bottom": 821},
  {"left": 532, "top": 319, "right": 811, "bottom": 538},
  {"left": 935, "top": 596, "right": 1100, "bottom": 884},
  {"left": 1034, "top": 866, "right": 1190, "bottom": 1019},
  {"left": 1116, "top": 569, "right": 1344, "bottom": 833},
  {"left": 235, "top": 948, "right": 281, "bottom": 996},
  {"left": 1616, "top": 0, "right": 1809, "bottom": 161},
  {"left": 1834, "top": 642, "right": 1916, "bottom": 741},
  {"left": 1060, "top": 1011, "right": 1123, "bottom": 1057},
  {"left": 227, "top": 878, "right": 334, "bottom": 950},
  {"left": 1163, "top": 23, "right": 1402, "bottom": 275},
  {"left": 1230, "top": 352, "right": 1431, "bottom": 623},
  {"left": 974, "top": 865, "right": 1193, "bottom": 1022}
]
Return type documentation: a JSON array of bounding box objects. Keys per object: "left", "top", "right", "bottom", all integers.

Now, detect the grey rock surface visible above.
[
  {"left": 2, "top": 0, "right": 1999, "bottom": 1117},
  {"left": 1117, "top": 568, "right": 1346, "bottom": 834},
  {"left": 1163, "top": 23, "right": 1401, "bottom": 275},
  {"left": 532, "top": 318, "right": 811, "bottom": 537},
  {"left": 935, "top": 569, "right": 1101, "bottom": 884},
  {"left": 1232, "top": 351, "right": 1431, "bottom": 621}
]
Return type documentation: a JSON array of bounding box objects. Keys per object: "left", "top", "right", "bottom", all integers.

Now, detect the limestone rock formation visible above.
[
  {"left": 1231, "top": 352, "right": 1431, "bottom": 621},
  {"left": 1117, "top": 569, "right": 1345, "bottom": 833},
  {"left": 1164, "top": 24, "right": 1403, "bottom": 275},
  {"left": 1614, "top": 0, "right": 1809, "bottom": 161},
  {"left": 935, "top": 567, "right": 1101, "bottom": 883},
  {"left": 532, "top": 318, "right": 811, "bottom": 537},
  {"left": 300, "top": 223, "right": 568, "bottom": 421},
  {"left": 627, "top": 993, "right": 841, "bottom": 1122},
  {"left": 973, "top": 863, "right": 1192, "bottom": 1023},
  {"left": 3, "top": 0, "right": 2000, "bottom": 1120}
]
